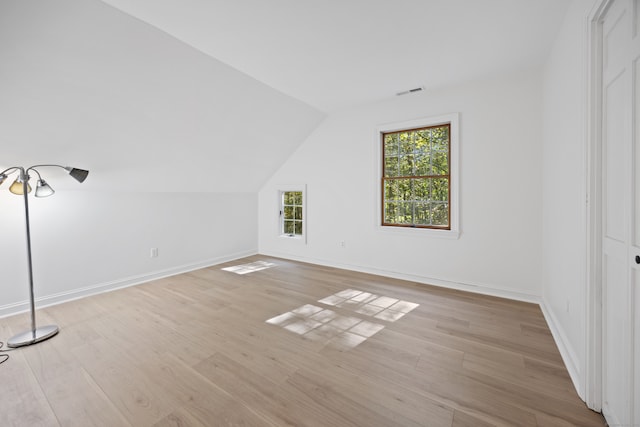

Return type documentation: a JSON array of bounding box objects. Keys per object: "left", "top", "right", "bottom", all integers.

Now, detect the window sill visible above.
[
  {"left": 376, "top": 225, "right": 460, "bottom": 240},
  {"left": 279, "top": 234, "right": 307, "bottom": 243}
]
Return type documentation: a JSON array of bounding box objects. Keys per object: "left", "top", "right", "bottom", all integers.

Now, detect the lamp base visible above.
[{"left": 7, "top": 325, "right": 59, "bottom": 348}]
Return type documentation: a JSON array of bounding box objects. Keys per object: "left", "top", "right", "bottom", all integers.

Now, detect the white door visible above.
[{"left": 600, "top": 0, "right": 640, "bottom": 425}]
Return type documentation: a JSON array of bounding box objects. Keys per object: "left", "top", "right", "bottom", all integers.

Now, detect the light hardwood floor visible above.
[{"left": 0, "top": 256, "right": 605, "bottom": 426}]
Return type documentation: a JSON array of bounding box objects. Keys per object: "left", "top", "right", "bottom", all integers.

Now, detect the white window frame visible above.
[
  {"left": 375, "top": 113, "right": 460, "bottom": 239},
  {"left": 278, "top": 184, "right": 307, "bottom": 243}
]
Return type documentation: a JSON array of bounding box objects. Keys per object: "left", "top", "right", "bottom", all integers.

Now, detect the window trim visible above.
[
  {"left": 375, "top": 113, "right": 460, "bottom": 239},
  {"left": 278, "top": 185, "right": 307, "bottom": 243}
]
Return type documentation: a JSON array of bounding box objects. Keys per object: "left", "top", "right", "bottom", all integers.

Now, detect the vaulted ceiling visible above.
[
  {"left": 0, "top": 0, "right": 324, "bottom": 192},
  {"left": 0, "top": 0, "right": 571, "bottom": 192},
  {"left": 99, "top": 0, "right": 571, "bottom": 112}
]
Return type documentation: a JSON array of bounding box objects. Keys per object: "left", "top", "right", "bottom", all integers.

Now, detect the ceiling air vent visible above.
[{"left": 396, "top": 86, "right": 425, "bottom": 96}]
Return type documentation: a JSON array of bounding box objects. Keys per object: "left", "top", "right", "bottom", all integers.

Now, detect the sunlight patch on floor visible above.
[
  {"left": 265, "top": 288, "right": 418, "bottom": 350},
  {"left": 318, "top": 288, "right": 419, "bottom": 322},
  {"left": 222, "top": 261, "right": 276, "bottom": 275},
  {"left": 266, "top": 303, "right": 384, "bottom": 350}
]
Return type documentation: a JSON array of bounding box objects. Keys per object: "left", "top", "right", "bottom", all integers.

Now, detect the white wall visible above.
[
  {"left": 541, "top": 0, "right": 596, "bottom": 400},
  {"left": 0, "top": 190, "right": 257, "bottom": 316},
  {"left": 259, "top": 69, "right": 544, "bottom": 301},
  {"left": 0, "top": 0, "right": 323, "bottom": 315}
]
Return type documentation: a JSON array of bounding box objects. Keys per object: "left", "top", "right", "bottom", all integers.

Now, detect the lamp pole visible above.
[
  {"left": 1, "top": 164, "right": 89, "bottom": 348},
  {"left": 20, "top": 166, "right": 53, "bottom": 345}
]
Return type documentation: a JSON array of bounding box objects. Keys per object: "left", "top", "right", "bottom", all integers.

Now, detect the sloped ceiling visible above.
[
  {"left": 0, "top": 0, "right": 325, "bottom": 192},
  {"left": 0, "top": 0, "right": 571, "bottom": 192},
  {"left": 98, "top": 0, "right": 572, "bottom": 112}
]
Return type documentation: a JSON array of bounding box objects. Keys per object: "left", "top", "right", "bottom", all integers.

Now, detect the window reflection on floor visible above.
[
  {"left": 265, "top": 288, "right": 419, "bottom": 350},
  {"left": 222, "top": 261, "right": 276, "bottom": 275},
  {"left": 319, "top": 288, "right": 419, "bottom": 322}
]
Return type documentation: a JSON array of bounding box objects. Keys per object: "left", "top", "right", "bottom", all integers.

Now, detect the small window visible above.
[
  {"left": 379, "top": 114, "right": 458, "bottom": 234},
  {"left": 281, "top": 190, "right": 304, "bottom": 237}
]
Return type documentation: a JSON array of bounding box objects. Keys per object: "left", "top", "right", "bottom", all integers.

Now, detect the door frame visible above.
[
  {"left": 584, "top": 0, "right": 636, "bottom": 413},
  {"left": 584, "top": 0, "right": 612, "bottom": 412}
]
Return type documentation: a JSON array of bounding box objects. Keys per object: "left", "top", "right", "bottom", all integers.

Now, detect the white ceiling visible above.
[
  {"left": 0, "top": 0, "right": 325, "bottom": 192},
  {"left": 103, "top": 0, "right": 570, "bottom": 113}
]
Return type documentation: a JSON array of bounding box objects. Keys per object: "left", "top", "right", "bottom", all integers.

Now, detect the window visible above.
[
  {"left": 378, "top": 113, "right": 458, "bottom": 235},
  {"left": 382, "top": 124, "right": 450, "bottom": 229},
  {"left": 280, "top": 190, "right": 304, "bottom": 237}
]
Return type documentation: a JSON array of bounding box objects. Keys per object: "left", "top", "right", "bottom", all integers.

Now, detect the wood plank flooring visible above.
[{"left": 0, "top": 256, "right": 606, "bottom": 426}]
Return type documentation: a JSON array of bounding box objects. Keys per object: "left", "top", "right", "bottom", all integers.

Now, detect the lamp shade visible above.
[
  {"left": 9, "top": 177, "right": 32, "bottom": 195},
  {"left": 35, "top": 179, "right": 55, "bottom": 198},
  {"left": 67, "top": 167, "right": 89, "bottom": 183}
]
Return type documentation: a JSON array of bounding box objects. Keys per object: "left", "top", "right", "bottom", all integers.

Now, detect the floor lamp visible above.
[{"left": 0, "top": 164, "right": 89, "bottom": 348}]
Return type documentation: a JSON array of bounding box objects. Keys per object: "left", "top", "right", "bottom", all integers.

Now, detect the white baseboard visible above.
[
  {"left": 0, "top": 249, "right": 257, "bottom": 319},
  {"left": 261, "top": 250, "right": 541, "bottom": 304},
  {"left": 539, "top": 300, "right": 584, "bottom": 400}
]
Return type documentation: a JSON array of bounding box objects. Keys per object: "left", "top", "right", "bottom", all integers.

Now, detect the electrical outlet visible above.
[
  {"left": 340, "top": 241, "right": 346, "bottom": 248},
  {"left": 150, "top": 248, "right": 158, "bottom": 258}
]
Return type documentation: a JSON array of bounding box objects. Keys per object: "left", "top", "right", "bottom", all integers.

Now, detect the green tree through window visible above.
[
  {"left": 282, "top": 191, "right": 303, "bottom": 236},
  {"left": 382, "top": 124, "right": 451, "bottom": 229}
]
